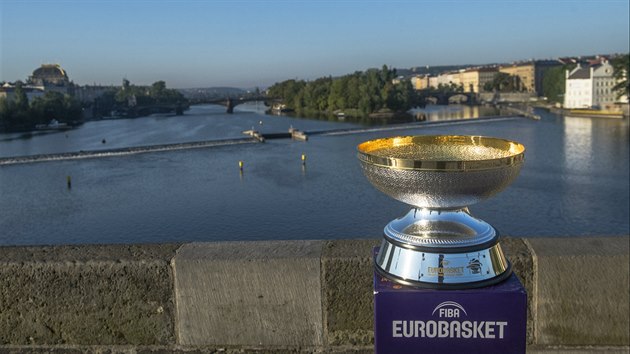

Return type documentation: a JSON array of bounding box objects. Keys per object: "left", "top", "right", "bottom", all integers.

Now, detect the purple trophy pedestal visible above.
[{"left": 374, "top": 249, "right": 527, "bottom": 354}]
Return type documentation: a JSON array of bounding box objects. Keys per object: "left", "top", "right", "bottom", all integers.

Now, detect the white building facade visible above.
[
  {"left": 564, "top": 61, "right": 625, "bottom": 109},
  {"left": 0, "top": 83, "right": 45, "bottom": 102},
  {"left": 591, "top": 63, "right": 618, "bottom": 109}
]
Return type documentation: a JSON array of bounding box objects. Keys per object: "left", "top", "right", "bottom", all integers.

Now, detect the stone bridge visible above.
[
  {"left": 420, "top": 91, "right": 477, "bottom": 105},
  {"left": 116, "top": 102, "right": 188, "bottom": 117},
  {"left": 190, "top": 96, "right": 280, "bottom": 113}
]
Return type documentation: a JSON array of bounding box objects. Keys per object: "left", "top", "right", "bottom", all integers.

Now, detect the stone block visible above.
[
  {"left": 172, "top": 241, "right": 323, "bottom": 346},
  {"left": 527, "top": 237, "right": 629, "bottom": 346},
  {"left": 501, "top": 236, "right": 536, "bottom": 344},
  {"left": 0, "top": 244, "right": 179, "bottom": 345},
  {"left": 321, "top": 239, "right": 380, "bottom": 346}
]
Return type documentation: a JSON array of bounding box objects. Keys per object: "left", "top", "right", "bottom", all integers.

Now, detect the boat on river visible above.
[{"left": 36, "top": 119, "right": 71, "bottom": 131}]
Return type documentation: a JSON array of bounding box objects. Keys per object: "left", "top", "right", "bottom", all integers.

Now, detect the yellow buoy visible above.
[
  {"left": 239, "top": 161, "right": 244, "bottom": 171},
  {"left": 301, "top": 154, "right": 306, "bottom": 165}
]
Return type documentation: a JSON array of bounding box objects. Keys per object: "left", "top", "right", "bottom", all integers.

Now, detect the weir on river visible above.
[{"left": 0, "top": 115, "right": 526, "bottom": 166}]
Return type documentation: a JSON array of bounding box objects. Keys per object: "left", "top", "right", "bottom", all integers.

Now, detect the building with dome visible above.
[{"left": 28, "top": 64, "right": 72, "bottom": 94}]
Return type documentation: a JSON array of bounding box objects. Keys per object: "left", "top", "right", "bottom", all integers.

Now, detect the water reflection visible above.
[
  {"left": 563, "top": 116, "right": 593, "bottom": 172},
  {"left": 411, "top": 105, "right": 501, "bottom": 122}
]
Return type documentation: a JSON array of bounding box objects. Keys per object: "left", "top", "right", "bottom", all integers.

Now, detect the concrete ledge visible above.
[
  {"left": 0, "top": 345, "right": 629, "bottom": 354},
  {"left": 1, "top": 237, "right": 628, "bottom": 353},
  {"left": 172, "top": 241, "right": 323, "bottom": 347},
  {"left": 0, "top": 244, "right": 180, "bottom": 345},
  {"left": 0, "top": 345, "right": 375, "bottom": 353},
  {"left": 321, "top": 239, "right": 379, "bottom": 346},
  {"left": 527, "top": 237, "right": 630, "bottom": 346}
]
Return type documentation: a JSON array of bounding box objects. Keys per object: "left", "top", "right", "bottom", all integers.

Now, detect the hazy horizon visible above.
[{"left": 1, "top": 0, "right": 629, "bottom": 89}]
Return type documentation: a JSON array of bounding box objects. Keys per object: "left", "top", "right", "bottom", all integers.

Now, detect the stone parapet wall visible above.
[{"left": 0, "top": 237, "right": 628, "bottom": 353}]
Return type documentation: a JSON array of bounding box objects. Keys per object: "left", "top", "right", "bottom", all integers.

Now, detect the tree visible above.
[
  {"left": 328, "top": 77, "right": 347, "bottom": 110},
  {"left": 612, "top": 54, "right": 629, "bottom": 100},
  {"left": 0, "top": 88, "right": 83, "bottom": 132},
  {"left": 492, "top": 73, "right": 511, "bottom": 92},
  {"left": 13, "top": 82, "right": 29, "bottom": 112},
  {"left": 0, "top": 82, "right": 32, "bottom": 130},
  {"left": 266, "top": 65, "right": 416, "bottom": 116},
  {"left": 30, "top": 91, "right": 83, "bottom": 125},
  {"left": 150, "top": 80, "right": 167, "bottom": 101},
  {"left": 488, "top": 72, "right": 522, "bottom": 92},
  {"left": 542, "top": 64, "right": 575, "bottom": 103},
  {"left": 0, "top": 97, "right": 12, "bottom": 129}
]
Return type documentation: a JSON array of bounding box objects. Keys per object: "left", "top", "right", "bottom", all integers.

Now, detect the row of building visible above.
[
  {"left": 409, "top": 60, "right": 561, "bottom": 94},
  {"left": 3, "top": 59, "right": 628, "bottom": 111},
  {"left": 0, "top": 64, "right": 113, "bottom": 104},
  {"left": 408, "top": 56, "right": 627, "bottom": 110}
]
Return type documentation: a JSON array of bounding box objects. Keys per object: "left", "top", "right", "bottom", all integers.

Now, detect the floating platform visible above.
[{"left": 289, "top": 127, "right": 308, "bottom": 141}]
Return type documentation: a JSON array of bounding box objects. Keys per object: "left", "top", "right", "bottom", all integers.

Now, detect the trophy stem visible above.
[
  {"left": 375, "top": 207, "right": 512, "bottom": 289},
  {"left": 384, "top": 208, "right": 497, "bottom": 251}
]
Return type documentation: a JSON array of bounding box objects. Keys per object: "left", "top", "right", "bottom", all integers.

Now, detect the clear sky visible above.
[{"left": 1, "top": 0, "right": 629, "bottom": 88}]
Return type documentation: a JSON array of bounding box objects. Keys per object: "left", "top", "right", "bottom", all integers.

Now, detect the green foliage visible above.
[
  {"left": 486, "top": 72, "right": 523, "bottom": 92},
  {"left": 31, "top": 91, "right": 83, "bottom": 124},
  {"left": 93, "top": 89, "right": 118, "bottom": 117},
  {"left": 542, "top": 64, "right": 575, "bottom": 103},
  {"left": 114, "top": 80, "right": 185, "bottom": 106},
  {"left": 428, "top": 82, "right": 464, "bottom": 94},
  {"left": 0, "top": 87, "right": 83, "bottom": 132},
  {"left": 0, "top": 83, "right": 31, "bottom": 130},
  {"left": 612, "top": 54, "right": 629, "bottom": 100},
  {"left": 267, "top": 65, "right": 420, "bottom": 116}
]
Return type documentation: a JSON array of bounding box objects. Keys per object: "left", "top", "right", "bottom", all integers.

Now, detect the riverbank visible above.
[
  {"left": 1, "top": 237, "right": 627, "bottom": 353},
  {"left": 527, "top": 102, "right": 629, "bottom": 119},
  {"left": 551, "top": 107, "right": 627, "bottom": 118}
]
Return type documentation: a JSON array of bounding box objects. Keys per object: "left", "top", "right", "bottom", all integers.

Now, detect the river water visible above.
[{"left": 0, "top": 104, "right": 628, "bottom": 246}]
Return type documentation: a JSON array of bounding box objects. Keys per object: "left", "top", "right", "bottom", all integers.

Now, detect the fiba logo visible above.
[
  {"left": 392, "top": 300, "right": 509, "bottom": 339},
  {"left": 432, "top": 301, "right": 468, "bottom": 318}
]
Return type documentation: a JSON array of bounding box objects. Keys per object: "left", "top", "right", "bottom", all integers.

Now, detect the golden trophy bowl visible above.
[{"left": 358, "top": 135, "right": 525, "bottom": 289}]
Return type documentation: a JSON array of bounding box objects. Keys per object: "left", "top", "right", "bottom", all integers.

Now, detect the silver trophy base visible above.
[{"left": 375, "top": 208, "right": 512, "bottom": 289}]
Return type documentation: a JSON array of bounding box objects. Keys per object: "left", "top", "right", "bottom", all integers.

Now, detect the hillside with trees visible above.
[{"left": 267, "top": 65, "right": 421, "bottom": 117}]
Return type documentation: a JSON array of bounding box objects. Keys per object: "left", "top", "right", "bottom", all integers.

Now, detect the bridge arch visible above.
[
  {"left": 448, "top": 94, "right": 469, "bottom": 104},
  {"left": 420, "top": 92, "right": 477, "bottom": 105},
  {"left": 191, "top": 96, "right": 279, "bottom": 113}
]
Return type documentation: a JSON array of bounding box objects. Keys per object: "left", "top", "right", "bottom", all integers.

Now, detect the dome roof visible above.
[{"left": 32, "top": 64, "right": 68, "bottom": 80}]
